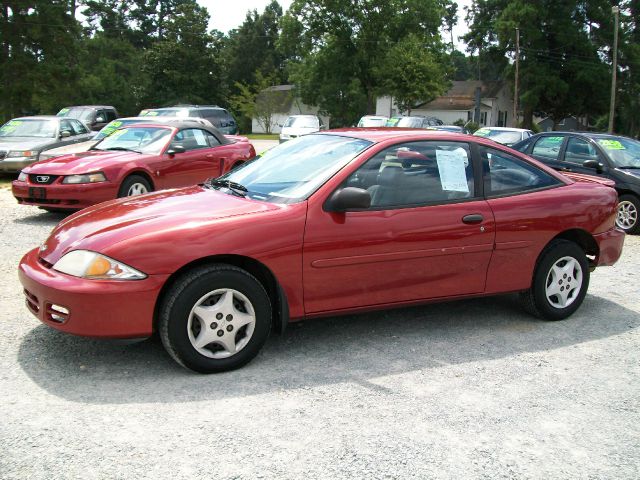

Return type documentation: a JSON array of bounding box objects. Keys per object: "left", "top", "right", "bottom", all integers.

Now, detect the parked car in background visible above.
[
  {"left": 388, "top": 116, "right": 444, "bottom": 129},
  {"left": 18, "top": 129, "right": 623, "bottom": 373},
  {"left": 279, "top": 115, "right": 325, "bottom": 143},
  {"left": 427, "top": 125, "right": 470, "bottom": 134},
  {"left": 57, "top": 105, "right": 119, "bottom": 131},
  {"left": 39, "top": 116, "right": 214, "bottom": 160},
  {"left": 513, "top": 132, "right": 640, "bottom": 234},
  {"left": 12, "top": 121, "right": 255, "bottom": 211},
  {"left": 357, "top": 115, "right": 389, "bottom": 127},
  {"left": 473, "top": 127, "right": 534, "bottom": 146},
  {"left": 0, "top": 116, "right": 95, "bottom": 173},
  {"left": 140, "top": 105, "right": 238, "bottom": 135}
]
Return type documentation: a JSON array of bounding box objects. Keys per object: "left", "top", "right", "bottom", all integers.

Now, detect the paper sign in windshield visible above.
[
  {"left": 474, "top": 129, "right": 490, "bottom": 137},
  {"left": 436, "top": 149, "right": 469, "bottom": 193},
  {"left": 598, "top": 139, "right": 625, "bottom": 150}
]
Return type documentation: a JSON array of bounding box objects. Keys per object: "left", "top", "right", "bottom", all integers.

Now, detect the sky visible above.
[{"left": 199, "top": 0, "right": 472, "bottom": 50}]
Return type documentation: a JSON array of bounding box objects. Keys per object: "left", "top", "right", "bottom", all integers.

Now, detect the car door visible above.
[
  {"left": 302, "top": 140, "right": 496, "bottom": 314},
  {"left": 68, "top": 119, "right": 95, "bottom": 142},
  {"left": 479, "top": 146, "right": 567, "bottom": 293},
  {"left": 528, "top": 134, "right": 567, "bottom": 169},
  {"left": 55, "top": 120, "right": 81, "bottom": 148},
  {"left": 163, "top": 128, "right": 225, "bottom": 186}
]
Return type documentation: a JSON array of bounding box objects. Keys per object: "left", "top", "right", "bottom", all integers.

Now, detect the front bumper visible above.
[
  {"left": 594, "top": 228, "right": 625, "bottom": 266},
  {"left": 18, "top": 248, "right": 170, "bottom": 338},
  {"left": 12, "top": 179, "right": 117, "bottom": 209},
  {"left": 0, "top": 157, "right": 36, "bottom": 173}
]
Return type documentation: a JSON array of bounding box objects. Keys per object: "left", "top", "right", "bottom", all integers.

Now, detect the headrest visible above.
[{"left": 378, "top": 166, "right": 403, "bottom": 186}]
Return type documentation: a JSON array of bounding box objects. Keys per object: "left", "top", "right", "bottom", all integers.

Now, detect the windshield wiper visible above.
[
  {"left": 103, "top": 146, "right": 142, "bottom": 153},
  {"left": 206, "top": 178, "right": 248, "bottom": 197}
]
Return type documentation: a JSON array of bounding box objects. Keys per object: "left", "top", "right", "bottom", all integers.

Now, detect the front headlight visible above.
[
  {"left": 7, "top": 150, "right": 36, "bottom": 159},
  {"left": 17, "top": 171, "right": 27, "bottom": 182},
  {"left": 53, "top": 250, "right": 147, "bottom": 280},
  {"left": 62, "top": 172, "right": 106, "bottom": 184}
]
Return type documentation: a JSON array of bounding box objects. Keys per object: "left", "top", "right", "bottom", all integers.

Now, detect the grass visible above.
[{"left": 244, "top": 133, "right": 279, "bottom": 140}]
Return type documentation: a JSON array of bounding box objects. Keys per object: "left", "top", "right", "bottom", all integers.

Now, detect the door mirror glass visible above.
[
  {"left": 95, "top": 116, "right": 105, "bottom": 123},
  {"left": 325, "top": 187, "right": 371, "bottom": 212},
  {"left": 59, "top": 130, "right": 71, "bottom": 138},
  {"left": 583, "top": 159, "right": 604, "bottom": 172},
  {"left": 167, "top": 145, "right": 186, "bottom": 156}
]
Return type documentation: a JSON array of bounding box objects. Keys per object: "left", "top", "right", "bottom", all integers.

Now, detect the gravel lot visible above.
[{"left": 0, "top": 184, "right": 639, "bottom": 479}]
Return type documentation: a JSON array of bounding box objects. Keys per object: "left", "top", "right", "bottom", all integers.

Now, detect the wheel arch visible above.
[
  {"left": 120, "top": 169, "right": 156, "bottom": 191},
  {"left": 550, "top": 229, "right": 599, "bottom": 266},
  {"left": 153, "top": 254, "right": 289, "bottom": 335}
]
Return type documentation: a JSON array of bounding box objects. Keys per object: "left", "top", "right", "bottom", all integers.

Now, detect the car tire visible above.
[
  {"left": 520, "top": 239, "right": 590, "bottom": 321},
  {"left": 159, "top": 264, "right": 272, "bottom": 373},
  {"left": 118, "top": 175, "right": 152, "bottom": 198},
  {"left": 616, "top": 194, "right": 640, "bottom": 234}
]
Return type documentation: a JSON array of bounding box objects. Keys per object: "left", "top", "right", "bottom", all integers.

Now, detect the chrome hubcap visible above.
[
  {"left": 127, "top": 182, "right": 148, "bottom": 196},
  {"left": 545, "top": 256, "right": 583, "bottom": 309},
  {"left": 616, "top": 200, "right": 637, "bottom": 230},
  {"left": 187, "top": 289, "right": 256, "bottom": 359}
]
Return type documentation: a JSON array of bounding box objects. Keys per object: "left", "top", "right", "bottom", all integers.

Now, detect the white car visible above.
[
  {"left": 473, "top": 127, "right": 534, "bottom": 147},
  {"left": 39, "top": 116, "right": 214, "bottom": 160},
  {"left": 279, "top": 115, "right": 326, "bottom": 143},
  {"left": 357, "top": 115, "right": 389, "bottom": 127}
]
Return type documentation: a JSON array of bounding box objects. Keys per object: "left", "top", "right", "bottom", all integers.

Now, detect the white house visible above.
[
  {"left": 377, "top": 81, "right": 515, "bottom": 127},
  {"left": 251, "top": 85, "right": 330, "bottom": 134}
]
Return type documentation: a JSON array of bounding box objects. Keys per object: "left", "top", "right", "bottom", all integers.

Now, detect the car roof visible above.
[
  {"left": 111, "top": 120, "right": 230, "bottom": 144},
  {"left": 322, "top": 128, "right": 473, "bottom": 143},
  {"left": 61, "top": 105, "right": 116, "bottom": 110},
  {"left": 15, "top": 115, "right": 60, "bottom": 120},
  {"left": 477, "top": 127, "right": 530, "bottom": 132}
]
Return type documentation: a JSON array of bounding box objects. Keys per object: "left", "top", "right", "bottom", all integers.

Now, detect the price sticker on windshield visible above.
[
  {"left": 474, "top": 128, "right": 490, "bottom": 137},
  {"left": 108, "top": 129, "right": 126, "bottom": 139},
  {"left": 57, "top": 108, "right": 69, "bottom": 116},
  {"left": 146, "top": 111, "right": 159, "bottom": 116},
  {"left": 598, "top": 139, "right": 625, "bottom": 150}
]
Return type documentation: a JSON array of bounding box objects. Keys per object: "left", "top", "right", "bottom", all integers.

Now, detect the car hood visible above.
[
  {"left": 42, "top": 140, "right": 97, "bottom": 157},
  {"left": 0, "top": 137, "right": 56, "bottom": 151},
  {"left": 39, "top": 186, "right": 281, "bottom": 265},
  {"left": 23, "top": 150, "right": 153, "bottom": 174}
]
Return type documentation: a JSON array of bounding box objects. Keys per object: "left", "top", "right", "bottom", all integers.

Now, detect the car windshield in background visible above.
[
  {"left": 144, "top": 108, "right": 189, "bottom": 118},
  {"left": 396, "top": 118, "right": 423, "bottom": 128},
  {"left": 92, "top": 126, "right": 172, "bottom": 154},
  {"left": 57, "top": 107, "right": 93, "bottom": 122},
  {"left": 597, "top": 137, "right": 640, "bottom": 168},
  {"left": 213, "top": 134, "right": 372, "bottom": 203},
  {"left": 476, "top": 129, "right": 522, "bottom": 144},
  {"left": 358, "top": 118, "right": 387, "bottom": 127},
  {"left": 284, "top": 117, "right": 318, "bottom": 128},
  {"left": 0, "top": 119, "right": 57, "bottom": 138}
]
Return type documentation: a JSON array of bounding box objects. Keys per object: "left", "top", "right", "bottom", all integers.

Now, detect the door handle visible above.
[
  {"left": 559, "top": 167, "right": 572, "bottom": 172},
  {"left": 462, "top": 214, "right": 484, "bottom": 224}
]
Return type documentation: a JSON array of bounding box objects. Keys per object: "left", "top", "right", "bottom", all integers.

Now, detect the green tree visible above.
[
  {"left": 376, "top": 34, "right": 450, "bottom": 115},
  {"left": 230, "top": 71, "right": 285, "bottom": 134}
]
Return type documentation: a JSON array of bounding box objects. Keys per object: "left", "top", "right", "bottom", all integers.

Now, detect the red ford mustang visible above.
[
  {"left": 12, "top": 121, "right": 255, "bottom": 211},
  {"left": 18, "top": 129, "right": 624, "bottom": 373}
]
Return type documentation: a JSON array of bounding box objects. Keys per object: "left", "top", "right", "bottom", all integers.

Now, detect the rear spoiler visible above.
[{"left": 562, "top": 172, "right": 616, "bottom": 188}]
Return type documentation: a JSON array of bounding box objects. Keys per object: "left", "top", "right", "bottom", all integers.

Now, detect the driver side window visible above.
[
  {"left": 345, "top": 141, "right": 475, "bottom": 209},
  {"left": 171, "top": 129, "right": 212, "bottom": 151}
]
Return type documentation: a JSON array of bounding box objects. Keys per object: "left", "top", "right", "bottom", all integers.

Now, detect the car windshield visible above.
[
  {"left": 92, "top": 126, "right": 172, "bottom": 154},
  {"left": 396, "top": 118, "right": 424, "bottom": 128},
  {"left": 358, "top": 117, "right": 387, "bottom": 127},
  {"left": 284, "top": 117, "right": 318, "bottom": 128},
  {"left": 144, "top": 108, "right": 190, "bottom": 118},
  {"left": 57, "top": 107, "right": 93, "bottom": 122},
  {"left": 94, "top": 119, "right": 148, "bottom": 140},
  {"left": 0, "top": 119, "right": 57, "bottom": 138},
  {"left": 211, "top": 134, "right": 372, "bottom": 203},
  {"left": 475, "top": 129, "right": 522, "bottom": 144},
  {"left": 597, "top": 137, "right": 640, "bottom": 168}
]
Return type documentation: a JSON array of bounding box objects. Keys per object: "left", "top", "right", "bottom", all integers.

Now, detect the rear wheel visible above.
[
  {"left": 118, "top": 175, "right": 152, "bottom": 198},
  {"left": 520, "top": 240, "right": 590, "bottom": 320},
  {"left": 159, "top": 264, "right": 272, "bottom": 373},
  {"left": 616, "top": 194, "right": 639, "bottom": 234}
]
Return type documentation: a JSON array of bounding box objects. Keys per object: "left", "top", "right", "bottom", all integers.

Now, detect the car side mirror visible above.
[
  {"left": 325, "top": 187, "right": 371, "bottom": 212},
  {"left": 95, "top": 116, "right": 105, "bottom": 123},
  {"left": 583, "top": 159, "right": 604, "bottom": 173},
  {"left": 59, "top": 130, "right": 71, "bottom": 138},
  {"left": 167, "top": 145, "right": 186, "bottom": 156}
]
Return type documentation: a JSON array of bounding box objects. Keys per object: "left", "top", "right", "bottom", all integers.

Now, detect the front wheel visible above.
[
  {"left": 159, "top": 264, "right": 272, "bottom": 373},
  {"left": 616, "top": 194, "right": 639, "bottom": 234},
  {"left": 118, "top": 175, "right": 152, "bottom": 198},
  {"left": 520, "top": 240, "right": 590, "bottom": 320}
]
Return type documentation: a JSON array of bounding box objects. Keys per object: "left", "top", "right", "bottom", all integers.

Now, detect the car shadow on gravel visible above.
[
  {"left": 13, "top": 210, "right": 70, "bottom": 225},
  {"left": 17, "top": 293, "right": 640, "bottom": 404}
]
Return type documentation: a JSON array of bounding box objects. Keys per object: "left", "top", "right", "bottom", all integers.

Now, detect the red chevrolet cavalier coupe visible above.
[
  {"left": 12, "top": 121, "right": 255, "bottom": 211},
  {"left": 18, "top": 130, "right": 624, "bottom": 373}
]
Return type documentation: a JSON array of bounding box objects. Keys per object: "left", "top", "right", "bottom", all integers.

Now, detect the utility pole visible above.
[
  {"left": 513, "top": 27, "right": 520, "bottom": 127},
  {"left": 608, "top": 6, "right": 620, "bottom": 133}
]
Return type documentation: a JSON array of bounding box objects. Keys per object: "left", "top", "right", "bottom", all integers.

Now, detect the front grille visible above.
[
  {"left": 29, "top": 174, "right": 59, "bottom": 185},
  {"left": 0, "top": 150, "right": 6, "bottom": 160}
]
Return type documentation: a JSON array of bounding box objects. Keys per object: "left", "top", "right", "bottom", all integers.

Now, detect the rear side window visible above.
[
  {"left": 532, "top": 136, "right": 564, "bottom": 161},
  {"left": 105, "top": 109, "right": 117, "bottom": 122},
  {"left": 69, "top": 119, "right": 89, "bottom": 135},
  {"left": 481, "top": 147, "right": 561, "bottom": 197}
]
